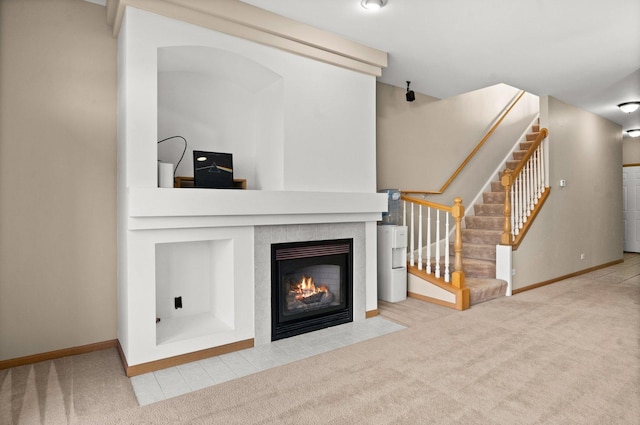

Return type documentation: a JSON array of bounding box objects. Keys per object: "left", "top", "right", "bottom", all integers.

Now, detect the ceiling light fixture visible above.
[
  {"left": 361, "top": 0, "right": 388, "bottom": 10},
  {"left": 617, "top": 101, "right": 640, "bottom": 114},
  {"left": 627, "top": 129, "right": 640, "bottom": 138}
]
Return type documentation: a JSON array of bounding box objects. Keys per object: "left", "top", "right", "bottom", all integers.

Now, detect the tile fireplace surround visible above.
[
  {"left": 113, "top": 1, "right": 388, "bottom": 375},
  {"left": 254, "top": 223, "right": 367, "bottom": 345}
]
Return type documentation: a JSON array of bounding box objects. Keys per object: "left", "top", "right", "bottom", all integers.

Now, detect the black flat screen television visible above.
[{"left": 193, "top": 150, "right": 234, "bottom": 189}]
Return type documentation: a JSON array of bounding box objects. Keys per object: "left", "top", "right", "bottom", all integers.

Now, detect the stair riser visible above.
[
  {"left": 490, "top": 181, "right": 503, "bottom": 192},
  {"left": 474, "top": 204, "right": 504, "bottom": 216},
  {"left": 464, "top": 265, "right": 496, "bottom": 279},
  {"left": 455, "top": 244, "right": 496, "bottom": 261},
  {"left": 526, "top": 132, "right": 539, "bottom": 141},
  {"left": 465, "top": 216, "right": 503, "bottom": 230},
  {"left": 482, "top": 192, "right": 505, "bottom": 204},
  {"left": 512, "top": 150, "right": 527, "bottom": 160},
  {"left": 462, "top": 230, "right": 502, "bottom": 245},
  {"left": 520, "top": 141, "right": 533, "bottom": 151}
]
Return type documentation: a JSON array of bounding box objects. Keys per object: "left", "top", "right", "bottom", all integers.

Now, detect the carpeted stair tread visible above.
[
  {"left": 465, "top": 215, "right": 503, "bottom": 230},
  {"left": 462, "top": 228, "right": 502, "bottom": 245},
  {"left": 490, "top": 181, "right": 505, "bottom": 192},
  {"left": 520, "top": 141, "right": 533, "bottom": 151},
  {"left": 512, "top": 150, "right": 528, "bottom": 160},
  {"left": 456, "top": 242, "right": 496, "bottom": 261},
  {"left": 466, "top": 277, "right": 508, "bottom": 305},
  {"left": 482, "top": 191, "right": 505, "bottom": 204},
  {"left": 526, "top": 132, "right": 539, "bottom": 141},
  {"left": 460, "top": 257, "right": 498, "bottom": 278}
]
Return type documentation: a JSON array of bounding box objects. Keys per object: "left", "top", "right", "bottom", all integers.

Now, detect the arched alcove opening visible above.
[{"left": 157, "top": 46, "right": 284, "bottom": 190}]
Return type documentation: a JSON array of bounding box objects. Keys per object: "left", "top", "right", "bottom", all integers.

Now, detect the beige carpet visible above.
[{"left": 2, "top": 253, "right": 638, "bottom": 424}]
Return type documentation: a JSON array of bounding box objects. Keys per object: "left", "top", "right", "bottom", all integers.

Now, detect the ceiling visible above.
[
  {"left": 90, "top": 0, "right": 640, "bottom": 137},
  {"left": 237, "top": 0, "right": 640, "bottom": 138}
]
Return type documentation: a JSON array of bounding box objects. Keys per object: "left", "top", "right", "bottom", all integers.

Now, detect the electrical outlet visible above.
[
  {"left": 174, "top": 296, "right": 182, "bottom": 309},
  {"left": 580, "top": 253, "right": 585, "bottom": 260},
  {"left": 511, "top": 268, "right": 516, "bottom": 276}
]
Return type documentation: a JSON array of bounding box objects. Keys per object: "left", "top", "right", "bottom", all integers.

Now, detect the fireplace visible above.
[{"left": 271, "top": 239, "right": 353, "bottom": 341}]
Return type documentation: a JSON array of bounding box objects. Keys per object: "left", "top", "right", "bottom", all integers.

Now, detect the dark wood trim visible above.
[
  {"left": 365, "top": 309, "right": 379, "bottom": 318},
  {"left": 0, "top": 340, "right": 118, "bottom": 370},
  {"left": 118, "top": 339, "right": 255, "bottom": 377},
  {"left": 512, "top": 259, "right": 624, "bottom": 294},
  {"left": 623, "top": 163, "right": 640, "bottom": 167}
]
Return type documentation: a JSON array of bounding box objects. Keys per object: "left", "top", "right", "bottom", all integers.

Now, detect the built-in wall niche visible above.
[
  {"left": 155, "top": 239, "right": 235, "bottom": 345},
  {"left": 157, "top": 46, "right": 285, "bottom": 191}
]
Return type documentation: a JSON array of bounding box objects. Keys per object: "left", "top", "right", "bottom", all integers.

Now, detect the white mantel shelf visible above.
[{"left": 127, "top": 187, "right": 387, "bottom": 230}]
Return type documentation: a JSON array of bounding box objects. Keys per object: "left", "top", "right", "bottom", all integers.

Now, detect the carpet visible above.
[{"left": 2, "top": 253, "right": 638, "bottom": 424}]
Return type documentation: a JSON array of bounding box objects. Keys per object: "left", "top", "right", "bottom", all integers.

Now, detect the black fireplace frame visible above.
[{"left": 271, "top": 238, "right": 353, "bottom": 341}]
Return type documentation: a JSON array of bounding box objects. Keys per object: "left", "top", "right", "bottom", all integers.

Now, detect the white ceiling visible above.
[{"left": 237, "top": 0, "right": 640, "bottom": 138}]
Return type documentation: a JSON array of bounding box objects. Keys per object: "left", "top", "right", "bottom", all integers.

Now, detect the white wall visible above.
[{"left": 121, "top": 7, "right": 377, "bottom": 193}]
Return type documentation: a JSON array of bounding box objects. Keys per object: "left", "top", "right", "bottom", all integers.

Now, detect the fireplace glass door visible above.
[{"left": 271, "top": 239, "right": 353, "bottom": 340}]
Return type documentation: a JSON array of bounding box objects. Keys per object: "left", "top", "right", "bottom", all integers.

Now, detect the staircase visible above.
[{"left": 459, "top": 123, "right": 541, "bottom": 305}]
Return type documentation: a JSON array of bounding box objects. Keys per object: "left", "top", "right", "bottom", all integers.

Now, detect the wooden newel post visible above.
[
  {"left": 501, "top": 169, "right": 513, "bottom": 245},
  {"left": 451, "top": 197, "right": 465, "bottom": 289}
]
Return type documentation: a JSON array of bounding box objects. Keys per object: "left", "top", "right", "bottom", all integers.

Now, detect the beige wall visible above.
[
  {"left": 623, "top": 138, "right": 640, "bottom": 165},
  {"left": 513, "top": 96, "right": 623, "bottom": 289},
  {"left": 0, "top": 0, "right": 117, "bottom": 360},
  {"left": 377, "top": 83, "right": 623, "bottom": 290},
  {"left": 376, "top": 82, "right": 539, "bottom": 208}
]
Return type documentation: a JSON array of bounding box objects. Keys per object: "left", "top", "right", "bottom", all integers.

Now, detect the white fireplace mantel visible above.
[{"left": 128, "top": 188, "right": 387, "bottom": 229}]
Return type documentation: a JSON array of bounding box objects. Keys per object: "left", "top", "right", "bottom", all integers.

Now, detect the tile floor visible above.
[{"left": 130, "top": 316, "right": 406, "bottom": 405}]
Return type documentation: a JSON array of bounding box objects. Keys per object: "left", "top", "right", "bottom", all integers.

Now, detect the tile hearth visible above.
[{"left": 130, "top": 316, "right": 405, "bottom": 406}]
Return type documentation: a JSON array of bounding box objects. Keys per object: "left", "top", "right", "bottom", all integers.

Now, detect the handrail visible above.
[
  {"left": 510, "top": 128, "right": 548, "bottom": 178},
  {"left": 501, "top": 128, "right": 549, "bottom": 246},
  {"left": 400, "top": 194, "right": 455, "bottom": 212},
  {"left": 405, "top": 90, "right": 526, "bottom": 195}
]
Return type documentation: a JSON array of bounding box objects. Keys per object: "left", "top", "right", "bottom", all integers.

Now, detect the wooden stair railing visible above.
[
  {"left": 401, "top": 195, "right": 468, "bottom": 309},
  {"left": 500, "top": 128, "right": 550, "bottom": 248}
]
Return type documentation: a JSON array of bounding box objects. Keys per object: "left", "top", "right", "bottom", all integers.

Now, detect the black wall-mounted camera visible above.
[{"left": 406, "top": 81, "right": 415, "bottom": 102}]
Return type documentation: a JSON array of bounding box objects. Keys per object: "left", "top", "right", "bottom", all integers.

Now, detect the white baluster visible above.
[
  {"left": 410, "top": 202, "right": 415, "bottom": 267},
  {"left": 510, "top": 185, "right": 516, "bottom": 239},
  {"left": 444, "top": 212, "right": 450, "bottom": 283},
  {"left": 539, "top": 145, "right": 545, "bottom": 194},
  {"left": 418, "top": 205, "right": 423, "bottom": 270},
  {"left": 527, "top": 160, "right": 533, "bottom": 215},
  {"left": 403, "top": 200, "right": 406, "bottom": 227},
  {"left": 435, "top": 209, "right": 441, "bottom": 278},
  {"left": 532, "top": 151, "right": 539, "bottom": 204},
  {"left": 426, "top": 207, "right": 432, "bottom": 274},
  {"left": 517, "top": 175, "right": 524, "bottom": 232},
  {"left": 535, "top": 148, "right": 541, "bottom": 200},
  {"left": 540, "top": 140, "right": 549, "bottom": 188}
]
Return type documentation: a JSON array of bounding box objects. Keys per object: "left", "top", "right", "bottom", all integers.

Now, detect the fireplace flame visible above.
[{"left": 293, "top": 276, "right": 328, "bottom": 300}]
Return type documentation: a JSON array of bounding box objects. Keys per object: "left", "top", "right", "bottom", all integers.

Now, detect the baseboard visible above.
[
  {"left": 512, "top": 258, "right": 624, "bottom": 294},
  {"left": 365, "top": 309, "right": 379, "bottom": 318},
  {"left": 408, "top": 291, "right": 458, "bottom": 310},
  {"left": 117, "top": 339, "right": 255, "bottom": 377},
  {"left": 0, "top": 340, "right": 118, "bottom": 370}
]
